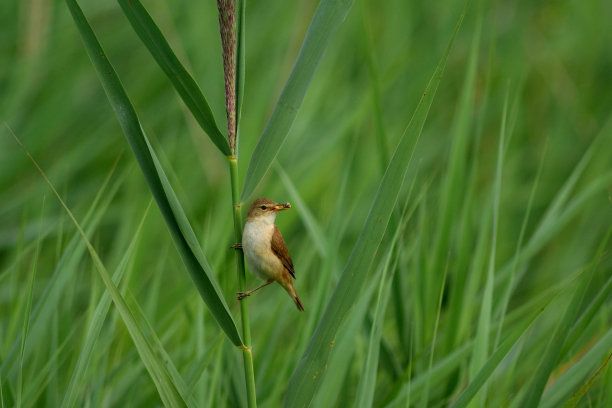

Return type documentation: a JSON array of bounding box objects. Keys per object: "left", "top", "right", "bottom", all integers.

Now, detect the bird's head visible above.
[{"left": 246, "top": 198, "right": 291, "bottom": 222}]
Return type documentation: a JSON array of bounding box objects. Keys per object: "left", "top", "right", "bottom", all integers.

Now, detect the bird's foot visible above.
[
  {"left": 231, "top": 243, "right": 243, "bottom": 250},
  {"left": 236, "top": 291, "right": 250, "bottom": 300}
]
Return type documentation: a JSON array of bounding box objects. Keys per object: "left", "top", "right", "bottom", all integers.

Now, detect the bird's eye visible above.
[{"left": 260, "top": 205, "right": 267, "bottom": 210}]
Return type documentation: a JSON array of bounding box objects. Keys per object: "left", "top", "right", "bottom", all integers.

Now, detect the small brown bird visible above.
[{"left": 237, "top": 198, "right": 304, "bottom": 311}]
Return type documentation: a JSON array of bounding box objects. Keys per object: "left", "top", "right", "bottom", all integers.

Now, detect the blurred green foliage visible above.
[{"left": 1, "top": 0, "right": 611, "bottom": 406}]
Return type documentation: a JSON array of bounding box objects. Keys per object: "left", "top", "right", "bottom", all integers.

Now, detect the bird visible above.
[{"left": 235, "top": 197, "right": 304, "bottom": 311}]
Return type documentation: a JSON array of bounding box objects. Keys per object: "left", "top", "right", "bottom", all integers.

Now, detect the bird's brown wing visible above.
[{"left": 271, "top": 225, "right": 295, "bottom": 279}]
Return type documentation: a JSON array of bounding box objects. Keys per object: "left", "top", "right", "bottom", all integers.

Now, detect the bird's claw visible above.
[
  {"left": 231, "top": 243, "right": 243, "bottom": 250},
  {"left": 237, "top": 291, "right": 249, "bottom": 300}
]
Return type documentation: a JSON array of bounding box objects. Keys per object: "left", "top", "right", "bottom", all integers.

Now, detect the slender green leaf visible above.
[
  {"left": 116, "top": 0, "right": 230, "bottom": 156},
  {"left": 284, "top": 7, "right": 467, "bottom": 407},
  {"left": 422, "top": 257, "right": 449, "bottom": 407},
  {"left": 61, "top": 202, "right": 152, "bottom": 408},
  {"left": 65, "top": 0, "right": 243, "bottom": 347},
  {"left": 125, "top": 291, "right": 198, "bottom": 407},
  {"left": 22, "top": 322, "right": 82, "bottom": 407},
  {"left": 540, "top": 328, "right": 612, "bottom": 408},
  {"left": 564, "top": 272, "right": 612, "bottom": 355},
  {"left": 275, "top": 162, "right": 328, "bottom": 257},
  {"left": 356, "top": 194, "right": 419, "bottom": 407},
  {"left": 312, "top": 284, "right": 376, "bottom": 408},
  {"left": 355, "top": 229, "right": 402, "bottom": 407},
  {"left": 494, "top": 136, "right": 548, "bottom": 348},
  {"left": 186, "top": 333, "right": 224, "bottom": 393},
  {"left": 451, "top": 307, "right": 546, "bottom": 408},
  {"left": 468, "top": 83, "right": 509, "bottom": 407},
  {"left": 427, "top": 0, "right": 481, "bottom": 339},
  {"left": 520, "top": 224, "right": 612, "bottom": 407},
  {"left": 241, "top": 0, "right": 355, "bottom": 201},
  {"left": 0, "top": 156, "right": 122, "bottom": 379},
  {"left": 494, "top": 118, "right": 612, "bottom": 288},
  {"left": 383, "top": 343, "right": 472, "bottom": 407},
  {"left": 563, "top": 353, "right": 612, "bottom": 408},
  {"left": 12, "top": 131, "right": 188, "bottom": 407},
  {"left": 16, "top": 197, "right": 44, "bottom": 408}
]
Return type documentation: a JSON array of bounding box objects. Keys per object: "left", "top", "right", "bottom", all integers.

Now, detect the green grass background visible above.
[{"left": 2, "top": 0, "right": 612, "bottom": 406}]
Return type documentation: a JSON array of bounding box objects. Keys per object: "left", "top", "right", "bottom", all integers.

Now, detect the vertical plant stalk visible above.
[
  {"left": 218, "top": 1, "right": 257, "bottom": 406},
  {"left": 230, "top": 159, "right": 256, "bottom": 407}
]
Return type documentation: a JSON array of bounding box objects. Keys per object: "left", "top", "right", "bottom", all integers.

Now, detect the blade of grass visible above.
[
  {"left": 563, "top": 271, "right": 612, "bottom": 356},
  {"left": 125, "top": 291, "right": 198, "bottom": 407},
  {"left": 427, "top": 0, "right": 482, "bottom": 343},
  {"left": 186, "top": 333, "right": 225, "bottom": 393},
  {"left": 360, "top": 0, "right": 389, "bottom": 171},
  {"left": 563, "top": 352, "right": 612, "bottom": 408},
  {"left": 0, "top": 154, "right": 122, "bottom": 379},
  {"left": 312, "top": 283, "right": 377, "bottom": 408},
  {"left": 540, "top": 328, "right": 612, "bottom": 408},
  {"left": 116, "top": 0, "right": 230, "bottom": 156},
  {"left": 275, "top": 162, "right": 328, "bottom": 256},
  {"left": 384, "top": 258, "right": 598, "bottom": 407},
  {"left": 12, "top": 131, "right": 189, "bottom": 407},
  {"left": 519, "top": 223, "right": 612, "bottom": 407},
  {"left": 421, "top": 257, "right": 449, "bottom": 407},
  {"left": 241, "top": 0, "right": 355, "bottom": 201},
  {"left": 16, "top": 196, "right": 44, "bottom": 408},
  {"left": 61, "top": 201, "right": 152, "bottom": 408},
  {"left": 450, "top": 305, "right": 547, "bottom": 408},
  {"left": 494, "top": 136, "right": 548, "bottom": 348},
  {"left": 65, "top": 0, "right": 243, "bottom": 347},
  {"left": 356, "top": 200, "right": 411, "bottom": 408},
  {"left": 468, "top": 82, "right": 509, "bottom": 407},
  {"left": 494, "top": 118, "right": 612, "bottom": 288},
  {"left": 383, "top": 342, "right": 472, "bottom": 407},
  {"left": 284, "top": 6, "right": 468, "bottom": 406},
  {"left": 21, "top": 320, "right": 82, "bottom": 407}
]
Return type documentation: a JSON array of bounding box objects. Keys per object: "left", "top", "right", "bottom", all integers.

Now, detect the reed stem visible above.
[{"left": 230, "top": 157, "right": 257, "bottom": 407}]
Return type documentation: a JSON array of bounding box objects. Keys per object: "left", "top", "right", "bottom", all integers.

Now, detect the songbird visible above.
[{"left": 236, "top": 197, "right": 304, "bottom": 311}]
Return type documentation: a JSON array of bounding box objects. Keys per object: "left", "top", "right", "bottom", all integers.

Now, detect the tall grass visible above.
[{"left": 2, "top": 0, "right": 612, "bottom": 407}]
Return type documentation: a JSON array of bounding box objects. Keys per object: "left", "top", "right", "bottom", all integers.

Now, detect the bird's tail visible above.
[
  {"left": 283, "top": 280, "right": 304, "bottom": 312},
  {"left": 294, "top": 294, "right": 304, "bottom": 312}
]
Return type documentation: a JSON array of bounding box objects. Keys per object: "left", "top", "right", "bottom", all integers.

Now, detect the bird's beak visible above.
[{"left": 274, "top": 203, "right": 291, "bottom": 211}]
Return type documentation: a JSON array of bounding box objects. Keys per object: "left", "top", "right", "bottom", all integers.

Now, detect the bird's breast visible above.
[{"left": 243, "top": 221, "right": 283, "bottom": 280}]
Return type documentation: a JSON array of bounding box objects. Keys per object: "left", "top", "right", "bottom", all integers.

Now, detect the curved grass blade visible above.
[
  {"left": 355, "top": 233, "right": 400, "bottom": 408},
  {"left": 540, "top": 328, "right": 612, "bottom": 408},
  {"left": 116, "top": 0, "right": 230, "bottom": 156},
  {"left": 450, "top": 306, "right": 546, "bottom": 408},
  {"left": 0, "top": 156, "right": 122, "bottom": 379},
  {"left": 241, "top": 0, "right": 355, "bottom": 201},
  {"left": 275, "top": 162, "right": 328, "bottom": 256},
  {"left": 468, "top": 83, "right": 509, "bottom": 405},
  {"left": 20, "top": 323, "right": 81, "bottom": 407},
  {"left": 284, "top": 6, "right": 468, "bottom": 407},
  {"left": 126, "top": 291, "right": 198, "bottom": 407},
  {"left": 11, "top": 131, "right": 188, "bottom": 408},
  {"left": 563, "top": 272, "right": 612, "bottom": 356},
  {"left": 312, "top": 283, "right": 377, "bottom": 408},
  {"left": 519, "top": 224, "right": 612, "bottom": 407},
  {"left": 61, "top": 202, "right": 152, "bottom": 408},
  {"left": 356, "top": 194, "right": 417, "bottom": 408},
  {"left": 65, "top": 0, "right": 243, "bottom": 347},
  {"left": 16, "top": 197, "right": 44, "bottom": 408}
]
